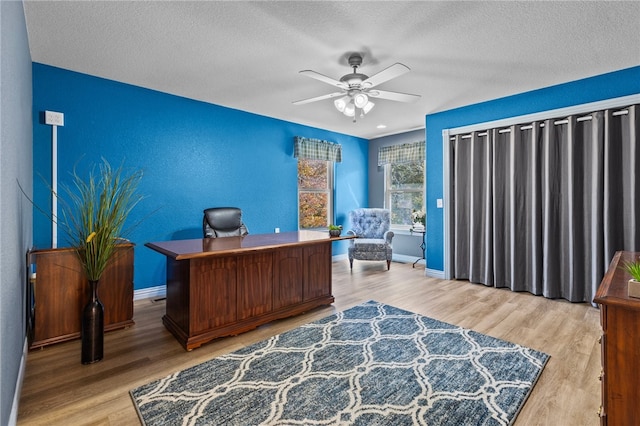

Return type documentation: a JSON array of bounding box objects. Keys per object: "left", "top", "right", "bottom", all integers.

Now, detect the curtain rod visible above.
[{"left": 451, "top": 108, "right": 632, "bottom": 139}]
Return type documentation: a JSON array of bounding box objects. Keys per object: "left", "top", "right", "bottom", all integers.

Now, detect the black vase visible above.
[{"left": 81, "top": 279, "right": 104, "bottom": 364}]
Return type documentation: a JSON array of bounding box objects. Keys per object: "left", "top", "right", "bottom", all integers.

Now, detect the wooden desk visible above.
[
  {"left": 146, "top": 231, "right": 352, "bottom": 350},
  {"left": 594, "top": 251, "right": 640, "bottom": 425}
]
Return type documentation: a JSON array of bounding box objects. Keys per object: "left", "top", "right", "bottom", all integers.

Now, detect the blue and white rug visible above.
[{"left": 130, "top": 301, "right": 549, "bottom": 425}]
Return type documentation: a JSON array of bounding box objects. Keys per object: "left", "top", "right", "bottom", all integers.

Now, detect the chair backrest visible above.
[
  {"left": 348, "top": 208, "right": 390, "bottom": 239},
  {"left": 203, "top": 207, "right": 249, "bottom": 238}
]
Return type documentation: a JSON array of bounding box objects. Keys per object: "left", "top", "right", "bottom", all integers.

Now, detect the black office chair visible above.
[{"left": 203, "top": 207, "right": 249, "bottom": 238}]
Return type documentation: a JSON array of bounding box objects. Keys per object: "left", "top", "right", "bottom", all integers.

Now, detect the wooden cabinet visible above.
[
  {"left": 237, "top": 252, "right": 273, "bottom": 320},
  {"left": 273, "top": 247, "right": 304, "bottom": 310},
  {"left": 147, "top": 231, "right": 351, "bottom": 350},
  {"left": 303, "top": 243, "right": 332, "bottom": 301},
  {"left": 28, "top": 245, "right": 135, "bottom": 349},
  {"left": 594, "top": 251, "right": 640, "bottom": 425}
]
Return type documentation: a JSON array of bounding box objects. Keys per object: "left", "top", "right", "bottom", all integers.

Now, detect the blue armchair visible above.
[{"left": 347, "top": 208, "right": 394, "bottom": 270}]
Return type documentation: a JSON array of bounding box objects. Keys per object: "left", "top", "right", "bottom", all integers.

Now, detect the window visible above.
[
  {"left": 385, "top": 161, "right": 425, "bottom": 228},
  {"left": 378, "top": 141, "right": 425, "bottom": 229},
  {"left": 294, "top": 136, "right": 341, "bottom": 229},
  {"left": 298, "top": 158, "right": 333, "bottom": 229}
]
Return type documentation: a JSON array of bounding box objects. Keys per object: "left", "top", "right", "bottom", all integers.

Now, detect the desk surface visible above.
[
  {"left": 146, "top": 230, "right": 354, "bottom": 260},
  {"left": 594, "top": 251, "right": 640, "bottom": 310}
]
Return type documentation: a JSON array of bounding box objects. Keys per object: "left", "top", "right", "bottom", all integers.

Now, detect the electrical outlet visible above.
[
  {"left": 436, "top": 199, "right": 443, "bottom": 208},
  {"left": 274, "top": 228, "right": 280, "bottom": 233},
  {"left": 45, "top": 110, "right": 64, "bottom": 126}
]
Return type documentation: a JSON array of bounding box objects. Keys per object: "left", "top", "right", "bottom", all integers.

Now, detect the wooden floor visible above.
[{"left": 18, "top": 260, "right": 602, "bottom": 425}]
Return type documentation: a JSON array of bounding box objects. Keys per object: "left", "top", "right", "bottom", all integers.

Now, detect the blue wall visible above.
[
  {"left": 425, "top": 65, "right": 640, "bottom": 271},
  {"left": 33, "top": 63, "right": 640, "bottom": 283},
  {"left": 1, "top": 1, "right": 33, "bottom": 423},
  {"left": 32, "top": 63, "right": 368, "bottom": 290}
]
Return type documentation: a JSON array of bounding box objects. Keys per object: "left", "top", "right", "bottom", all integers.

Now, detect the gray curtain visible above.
[{"left": 451, "top": 104, "right": 639, "bottom": 302}]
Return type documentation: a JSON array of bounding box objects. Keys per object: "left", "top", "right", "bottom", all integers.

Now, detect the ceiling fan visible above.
[{"left": 293, "top": 53, "right": 421, "bottom": 122}]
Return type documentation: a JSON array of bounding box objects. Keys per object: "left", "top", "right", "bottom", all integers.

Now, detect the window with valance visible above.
[
  {"left": 294, "top": 136, "right": 341, "bottom": 229},
  {"left": 379, "top": 141, "right": 426, "bottom": 228}
]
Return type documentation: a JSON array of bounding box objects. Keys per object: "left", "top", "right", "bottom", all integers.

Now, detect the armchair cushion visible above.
[{"left": 348, "top": 208, "right": 390, "bottom": 238}]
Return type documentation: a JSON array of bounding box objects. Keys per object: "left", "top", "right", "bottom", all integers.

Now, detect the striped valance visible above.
[
  {"left": 294, "top": 137, "right": 342, "bottom": 162},
  {"left": 377, "top": 141, "right": 425, "bottom": 166}
]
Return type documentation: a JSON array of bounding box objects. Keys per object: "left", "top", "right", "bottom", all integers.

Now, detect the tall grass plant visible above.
[{"left": 61, "top": 160, "right": 143, "bottom": 281}]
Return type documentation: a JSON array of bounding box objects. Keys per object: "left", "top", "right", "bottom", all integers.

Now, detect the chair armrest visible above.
[{"left": 384, "top": 230, "right": 394, "bottom": 244}]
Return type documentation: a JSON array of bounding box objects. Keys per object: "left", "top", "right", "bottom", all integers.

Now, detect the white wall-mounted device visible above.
[{"left": 44, "top": 110, "right": 64, "bottom": 247}]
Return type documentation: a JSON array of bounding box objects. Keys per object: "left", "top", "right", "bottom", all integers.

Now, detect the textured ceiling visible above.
[{"left": 23, "top": 1, "right": 640, "bottom": 139}]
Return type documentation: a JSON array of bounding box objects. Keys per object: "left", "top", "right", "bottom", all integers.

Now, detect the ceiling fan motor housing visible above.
[
  {"left": 341, "top": 54, "right": 368, "bottom": 87},
  {"left": 340, "top": 73, "right": 368, "bottom": 87},
  {"left": 348, "top": 53, "right": 363, "bottom": 68}
]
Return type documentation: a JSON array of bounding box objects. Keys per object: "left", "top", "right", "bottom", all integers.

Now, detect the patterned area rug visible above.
[{"left": 130, "top": 301, "right": 549, "bottom": 425}]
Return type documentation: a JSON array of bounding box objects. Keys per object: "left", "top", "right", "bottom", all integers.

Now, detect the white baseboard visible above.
[
  {"left": 425, "top": 268, "right": 445, "bottom": 279},
  {"left": 332, "top": 253, "right": 425, "bottom": 265},
  {"left": 393, "top": 253, "right": 424, "bottom": 264},
  {"left": 133, "top": 285, "right": 166, "bottom": 301},
  {"left": 9, "top": 338, "right": 28, "bottom": 426},
  {"left": 332, "top": 253, "right": 348, "bottom": 261},
  {"left": 332, "top": 253, "right": 423, "bottom": 265}
]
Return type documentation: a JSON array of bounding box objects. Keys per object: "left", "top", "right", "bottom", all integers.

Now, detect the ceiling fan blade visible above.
[
  {"left": 361, "top": 63, "right": 410, "bottom": 88},
  {"left": 292, "top": 91, "right": 345, "bottom": 105},
  {"left": 367, "top": 89, "right": 421, "bottom": 103},
  {"left": 299, "top": 70, "right": 348, "bottom": 89}
]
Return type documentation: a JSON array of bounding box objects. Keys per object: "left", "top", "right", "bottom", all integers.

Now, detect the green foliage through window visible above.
[
  {"left": 386, "top": 161, "right": 425, "bottom": 227},
  {"left": 298, "top": 159, "right": 332, "bottom": 228}
]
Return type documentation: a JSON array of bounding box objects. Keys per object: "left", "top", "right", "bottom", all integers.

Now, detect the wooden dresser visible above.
[
  {"left": 28, "top": 244, "right": 135, "bottom": 349},
  {"left": 594, "top": 251, "right": 640, "bottom": 425}
]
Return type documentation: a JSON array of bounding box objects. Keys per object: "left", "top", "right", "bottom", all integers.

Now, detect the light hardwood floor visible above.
[{"left": 17, "top": 260, "right": 602, "bottom": 425}]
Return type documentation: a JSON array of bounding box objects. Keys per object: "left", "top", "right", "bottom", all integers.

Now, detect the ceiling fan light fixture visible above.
[
  {"left": 362, "top": 101, "right": 375, "bottom": 114},
  {"left": 334, "top": 96, "right": 349, "bottom": 112},
  {"left": 353, "top": 93, "right": 369, "bottom": 109},
  {"left": 343, "top": 102, "right": 355, "bottom": 117}
]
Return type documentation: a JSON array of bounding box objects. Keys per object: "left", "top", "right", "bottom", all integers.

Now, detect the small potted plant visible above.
[
  {"left": 411, "top": 209, "right": 425, "bottom": 230},
  {"left": 622, "top": 259, "right": 640, "bottom": 298},
  {"left": 328, "top": 224, "right": 342, "bottom": 237}
]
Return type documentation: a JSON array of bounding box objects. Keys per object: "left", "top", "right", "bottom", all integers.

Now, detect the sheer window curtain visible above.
[{"left": 450, "top": 104, "right": 639, "bottom": 303}]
